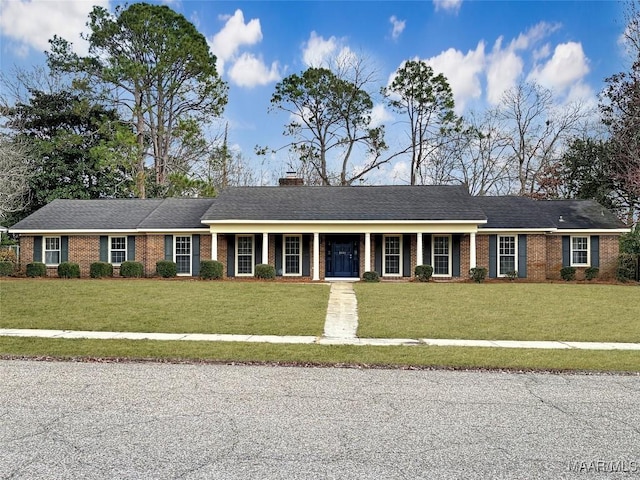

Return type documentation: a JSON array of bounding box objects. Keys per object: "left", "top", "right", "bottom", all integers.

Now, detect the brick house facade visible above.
[{"left": 11, "top": 186, "right": 629, "bottom": 281}]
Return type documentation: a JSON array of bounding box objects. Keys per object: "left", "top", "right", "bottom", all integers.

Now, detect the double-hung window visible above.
[
  {"left": 498, "top": 235, "right": 517, "bottom": 276},
  {"left": 236, "top": 235, "right": 254, "bottom": 276},
  {"left": 44, "top": 237, "right": 60, "bottom": 265},
  {"left": 571, "top": 236, "right": 589, "bottom": 266},
  {"left": 284, "top": 235, "right": 301, "bottom": 276},
  {"left": 109, "top": 237, "right": 127, "bottom": 265},
  {"left": 383, "top": 235, "right": 402, "bottom": 276},
  {"left": 432, "top": 235, "right": 451, "bottom": 276},
  {"left": 174, "top": 236, "right": 191, "bottom": 275}
]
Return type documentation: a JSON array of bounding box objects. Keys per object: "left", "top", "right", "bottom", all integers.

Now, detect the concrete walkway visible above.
[
  {"left": 1, "top": 328, "right": 640, "bottom": 350},
  {"left": 323, "top": 282, "right": 358, "bottom": 339},
  {"left": 2, "top": 281, "right": 640, "bottom": 350}
]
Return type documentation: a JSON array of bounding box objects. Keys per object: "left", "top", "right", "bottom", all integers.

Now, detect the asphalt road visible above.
[{"left": 1, "top": 360, "right": 638, "bottom": 480}]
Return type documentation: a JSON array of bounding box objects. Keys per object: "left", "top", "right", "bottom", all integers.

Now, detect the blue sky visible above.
[{"left": 0, "top": 0, "right": 629, "bottom": 184}]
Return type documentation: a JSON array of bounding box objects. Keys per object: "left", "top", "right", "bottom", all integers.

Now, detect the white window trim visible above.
[
  {"left": 43, "top": 236, "right": 61, "bottom": 266},
  {"left": 283, "top": 235, "right": 302, "bottom": 277},
  {"left": 174, "top": 235, "right": 192, "bottom": 276},
  {"left": 108, "top": 236, "right": 127, "bottom": 266},
  {"left": 497, "top": 235, "right": 518, "bottom": 278},
  {"left": 383, "top": 234, "right": 403, "bottom": 277},
  {"left": 235, "top": 234, "right": 254, "bottom": 277},
  {"left": 570, "top": 235, "right": 590, "bottom": 267},
  {"left": 431, "top": 234, "right": 452, "bottom": 277}
]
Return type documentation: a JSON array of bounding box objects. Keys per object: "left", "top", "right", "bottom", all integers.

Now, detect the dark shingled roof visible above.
[
  {"left": 10, "top": 198, "right": 214, "bottom": 231},
  {"left": 474, "top": 196, "right": 557, "bottom": 229},
  {"left": 202, "top": 185, "right": 487, "bottom": 221},
  {"left": 536, "top": 199, "right": 627, "bottom": 229}
]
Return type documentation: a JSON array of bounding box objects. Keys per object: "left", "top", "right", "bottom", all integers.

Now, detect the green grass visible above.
[
  {"left": 0, "top": 279, "right": 329, "bottom": 336},
  {"left": 1, "top": 337, "right": 639, "bottom": 372},
  {"left": 355, "top": 283, "right": 640, "bottom": 342}
]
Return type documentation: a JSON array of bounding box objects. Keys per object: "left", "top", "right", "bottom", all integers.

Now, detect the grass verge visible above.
[
  {"left": 355, "top": 283, "right": 640, "bottom": 342},
  {"left": 1, "top": 337, "right": 639, "bottom": 372},
  {"left": 0, "top": 279, "right": 329, "bottom": 336}
]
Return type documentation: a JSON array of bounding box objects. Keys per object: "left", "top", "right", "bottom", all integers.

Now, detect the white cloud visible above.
[
  {"left": 425, "top": 42, "right": 486, "bottom": 112},
  {"left": 209, "top": 10, "right": 263, "bottom": 76},
  {"left": 228, "top": 53, "right": 281, "bottom": 87},
  {"left": 302, "top": 31, "right": 340, "bottom": 67},
  {"left": 486, "top": 37, "right": 524, "bottom": 104},
  {"left": 433, "top": 0, "right": 462, "bottom": 14},
  {"left": 511, "top": 21, "right": 561, "bottom": 50},
  {"left": 370, "top": 103, "right": 393, "bottom": 129},
  {"left": 0, "top": 0, "right": 109, "bottom": 57},
  {"left": 389, "top": 16, "right": 406, "bottom": 41},
  {"left": 528, "top": 42, "right": 590, "bottom": 93}
]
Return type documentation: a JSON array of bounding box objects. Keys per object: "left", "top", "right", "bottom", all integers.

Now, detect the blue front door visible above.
[{"left": 327, "top": 237, "right": 359, "bottom": 277}]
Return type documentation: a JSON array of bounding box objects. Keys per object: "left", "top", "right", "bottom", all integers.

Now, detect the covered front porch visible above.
[{"left": 206, "top": 222, "right": 481, "bottom": 281}]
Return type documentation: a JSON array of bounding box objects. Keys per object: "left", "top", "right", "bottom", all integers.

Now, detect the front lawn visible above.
[
  {"left": 0, "top": 279, "right": 329, "bottom": 336},
  {"left": 355, "top": 283, "right": 640, "bottom": 343}
]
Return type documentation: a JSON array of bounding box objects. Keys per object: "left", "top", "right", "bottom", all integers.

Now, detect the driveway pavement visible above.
[{"left": 1, "top": 360, "right": 638, "bottom": 479}]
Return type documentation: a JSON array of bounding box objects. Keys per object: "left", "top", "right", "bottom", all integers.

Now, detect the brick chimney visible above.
[{"left": 278, "top": 171, "right": 304, "bottom": 186}]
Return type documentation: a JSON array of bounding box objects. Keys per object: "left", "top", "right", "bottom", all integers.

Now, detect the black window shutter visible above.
[
  {"left": 302, "top": 235, "right": 311, "bottom": 277},
  {"left": 562, "top": 236, "right": 570, "bottom": 267},
  {"left": 99, "top": 236, "right": 108, "bottom": 262},
  {"left": 518, "top": 235, "right": 527, "bottom": 278},
  {"left": 127, "top": 236, "right": 136, "bottom": 261},
  {"left": 402, "top": 235, "right": 411, "bottom": 277},
  {"left": 164, "top": 235, "right": 173, "bottom": 261},
  {"left": 254, "top": 234, "right": 262, "bottom": 266},
  {"left": 227, "top": 235, "right": 235, "bottom": 277},
  {"left": 192, "top": 235, "right": 200, "bottom": 276},
  {"left": 488, "top": 235, "right": 497, "bottom": 278},
  {"left": 374, "top": 234, "right": 382, "bottom": 274},
  {"left": 452, "top": 235, "right": 461, "bottom": 277},
  {"left": 590, "top": 236, "right": 599, "bottom": 267},
  {"left": 60, "top": 236, "right": 69, "bottom": 262},
  {"left": 275, "top": 234, "right": 283, "bottom": 276},
  {"left": 33, "top": 236, "right": 42, "bottom": 263},
  {"left": 423, "top": 235, "right": 432, "bottom": 266}
]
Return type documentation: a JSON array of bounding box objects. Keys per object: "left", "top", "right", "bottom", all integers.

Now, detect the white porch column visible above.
[
  {"left": 262, "top": 233, "right": 269, "bottom": 264},
  {"left": 364, "top": 232, "right": 371, "bottom": 272},
  {"left": 211, "top": 233, "right": 218, "bottom": 261},
  {"left": 313, "top": 232, "right": 320, "bottom": 281},
  {"left": 416, "top": 233, "right": 423, "bottom": 266},
  {"left": 470, "top": 232, "right": 477, "bottom": 270}
]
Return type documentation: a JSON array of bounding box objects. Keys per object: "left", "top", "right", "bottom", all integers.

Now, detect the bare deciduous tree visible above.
[{"left": 0, "top": 136, "right": 33, "bottom": 221}]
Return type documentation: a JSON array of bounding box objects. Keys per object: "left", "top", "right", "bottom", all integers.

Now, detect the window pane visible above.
[
  {"left": 176, "top": 255, "right": 190, "bottom": 274},
  {"left": 434, "top": 255, "right": 449, "bottom": 275},
  {"left": 45, "top": 237, "right": 59, "bottom": 250},
  {"left": 111, "top": 237, "right": 126, "bottom": 250},
  {"left": 111, "top": 251, "right": 126, "bottom": 264},
  {"left": 434, "top": 236, "right": 449, "bottom": 255},
  {"left": 237, "top": 236, "right": 253, "bottom": 274},
  {"left": 237, "top": 255, "right": 252, "bottom": 274},
  {"left": 572, "top": 237, "right": 587, "bottom": 250},
  {"left": 237, "top": 236, "right": 253, "bottom": 255},
  {"left": 45, "top": 251, "right": 60, "bottom": 265},
  {"left": 499, "top": 256, "right": 516, "bottom": 275},
  {"left": 385, "top": 237, "right": 400, "bottom": 255},
  {"left": 284, "top": 236, "right": 300, "bottom": 274},
  {"left": 499, "top": 236, "right": 515, "bottom": 255},
  {"left": 386, "top": 256, "right": 400, "bottom": 274},
  {"left": 573, "top": 251, "right": 588, "bottom": 265},
  {"left": 175, "top": 237, "right": 191, "bottom": 255}
]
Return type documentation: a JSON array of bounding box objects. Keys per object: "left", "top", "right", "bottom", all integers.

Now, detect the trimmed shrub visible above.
[
  {"left": 156, "top": 260, "right": 177, "bottom": 278},
  {"left": 26, "top": 262, "right": 46, "bottom": 277},
  {"left": 0, "top": 261, "right": 14, "bottom": 277},
  {"left": 469, "top": 266, "right": 487, "bottom": 283},
  {"left": 505, "top": 270, "right": 518, "bottom": 281},
  {"left": 362, "top": 271, "right": 380, "bottom": 282},
  {"left": 120, "top": 261, "right": 144, "bottom": 278},
  {"left": 255, "top": 264, "right": 275, "bottom": 279},
  {"left": 616, "top": 253, "right": 638, "bottom": 282},
  {"left": 414, "top": 264, "right": 433, "bottom": 282},
  {"left": 90, "top": 262, "right": 113, "bottom": 278},
  {"left": 584, "top": 266, "right": 599, "bottom": 281},
  {"left": 560, "top": 266, "right": 576, "bottom": 281},
  {"left": 58, "top": 262, "right": 80, "bottom": 279},
  {"left": 200, "top": 260, "right": 223, "bottom": 280}
]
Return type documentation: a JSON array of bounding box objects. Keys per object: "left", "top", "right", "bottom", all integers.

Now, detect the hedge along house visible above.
[{"left": 10, "top": 184, "right": 629, "bottom": 280}]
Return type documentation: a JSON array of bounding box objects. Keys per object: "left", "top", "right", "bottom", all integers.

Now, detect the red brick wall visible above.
[
  {"left": 476, "top": 234, "right": 490, "bottom": 270},
  {"left": 527, "top": 234, "right": 547, "bottom": 281},
  {"left": 460, "top": 234, "right": 470, "bottom": 280}
]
